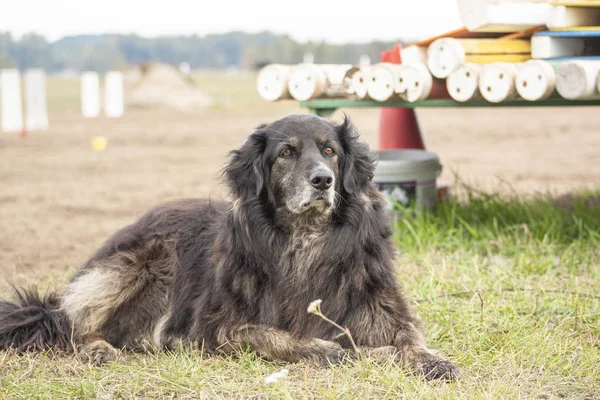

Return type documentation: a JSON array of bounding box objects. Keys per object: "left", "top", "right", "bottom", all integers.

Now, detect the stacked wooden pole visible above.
[{"left": 257, "top": 0, "right": 600, "bottom": 104}]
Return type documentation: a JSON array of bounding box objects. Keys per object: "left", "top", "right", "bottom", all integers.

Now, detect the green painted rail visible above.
[{"left": 300, "top": 98, "right": 600, "bottom": 117}]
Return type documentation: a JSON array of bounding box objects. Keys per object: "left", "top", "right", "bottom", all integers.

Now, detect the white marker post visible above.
[
  {"left": 24, "top": 69, "right": 49, "bottom": 131},
  {"left": 359, "top": 54, "right": 371, "bottom": 68},
  {"left": 0, "top": 69, "right": 24, "bottom": 133},
  {"left": 104, "top": 71, "right": 124, "bottom": 118},
  {"left": 303, "top": 52, "right": 314, "bottom": 64},
  {"left": 81, "top": 71, "right": 100, "bottom": 118}
]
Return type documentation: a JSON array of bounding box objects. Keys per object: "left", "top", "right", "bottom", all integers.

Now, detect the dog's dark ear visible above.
[
  {"left": 223, "top": 128, "right": 269, "bottom": 200},
  {"left": 336, "top": 115, "right": 376, "bottom": 194}
]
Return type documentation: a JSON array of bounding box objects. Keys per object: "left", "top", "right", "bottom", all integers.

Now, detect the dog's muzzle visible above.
[
  {"left": 309, "top": 170, "right": 333, "bottom": 191},
  {"left": 298, "top": 168, "right": 335, "bottom": 213}
]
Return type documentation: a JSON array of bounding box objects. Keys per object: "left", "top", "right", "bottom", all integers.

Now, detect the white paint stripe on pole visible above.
[
  {"left": 0, "top": 69, "right": 24, "bottom": 133},
  {"left": 81, "top": 71, "right": 100, "bottom": 118},
  {"left": 24, "top": 69, "right": 49, "bottom": 131},
  {"left": 104, "top": 71, "right": 124, "bottom": 118}
]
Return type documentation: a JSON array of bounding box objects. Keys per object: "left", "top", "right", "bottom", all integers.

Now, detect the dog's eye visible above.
[
  {"left": 281, "top": 149, "right": 292, "bottom": 157},
  {"left": 324, "top": 147, "right": 335, "bottom": 156}
]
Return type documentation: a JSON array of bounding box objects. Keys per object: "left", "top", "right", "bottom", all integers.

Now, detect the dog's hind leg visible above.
[
  {"left": 217, "top": 324, "right": 353, "bottom": 366},
  {"left": 61, "top": 238, "right": 177, "bottom": 364}
]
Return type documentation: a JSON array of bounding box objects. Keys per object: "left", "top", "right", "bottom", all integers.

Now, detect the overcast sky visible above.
[{"left": 1, "top": 0, "right": 463, "bottom": 43}]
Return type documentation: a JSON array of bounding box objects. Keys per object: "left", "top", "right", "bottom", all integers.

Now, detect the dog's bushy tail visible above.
[{"left": 0, "top": 286, "right": 73, "bottom": 353}]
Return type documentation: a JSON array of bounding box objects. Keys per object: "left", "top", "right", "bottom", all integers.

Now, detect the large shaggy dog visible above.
[{"left": 0, "top": 114, "right": 458, "bottom": 380}]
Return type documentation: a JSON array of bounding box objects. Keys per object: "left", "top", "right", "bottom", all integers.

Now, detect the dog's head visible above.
[{"left": 224, "top": 114, "right": 376, "bottom": 217}]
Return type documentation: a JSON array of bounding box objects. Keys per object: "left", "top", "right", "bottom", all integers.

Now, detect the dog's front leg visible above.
[
  {"left": 216, "top": 324, "right": 352, "bottom": 365},
  {"left": 391, "top": 321, "right": 460, "bottom": 381}
]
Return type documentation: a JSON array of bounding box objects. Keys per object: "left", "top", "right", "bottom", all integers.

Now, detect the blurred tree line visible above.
[{"left": 0, "top": 31, "right": 406, "bottom": 72}]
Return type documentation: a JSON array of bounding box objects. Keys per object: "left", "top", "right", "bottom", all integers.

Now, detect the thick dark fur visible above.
[
  {"left": 0, "top": 288, "right": 71, "bottom": 352},
  {"left": 0, "top": 114, "right": 458, "bottom": 380}
]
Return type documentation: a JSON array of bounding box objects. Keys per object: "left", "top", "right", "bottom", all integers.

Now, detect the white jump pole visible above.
[
  {"left": 556, "top": 60, "right": 600, "bottom": 100},
  {"left": 104, "top": 71, "right": 124, "bottom": 118},
  {"left": 287, "top": 64, "right": 355, "bottom": 101},
  {"left": 24, "top": 69, "right": 49, "bottom": 131},
  {"left": 256, "top": 64, "right": 292, "bottom": 102},
  {"left": 0, "top": 69, "right": 24, "bottom": 133},
  {"left": 351, "top": 68, "right": 370, "bottom": 100},
  {"left": 446, "top": 63, "right": 484, "bottom": 102},
  {"left": 367, "top": 63, "right": 401, "bottom": 102},
  {"left": 479, "top": 63, "right": 521, "bottom": 103},
  {"left": 515, "top": 59, "right": 559, "bottom": 101},
  {"left": 396, "top": 62, "right": 434, "bottom": 102},
  {"left": 288, "top": 64, "right": 328, "bottom": 101},
  {"left": 427, "top": 38, "right": 465, "bottom": 79},
  {"left": 81, "top": 71, "right": 100, "bottom": 118}
]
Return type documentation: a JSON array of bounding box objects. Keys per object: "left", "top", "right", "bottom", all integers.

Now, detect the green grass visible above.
[{"left": 1, "top": 186, "right": 599, "bottom": 399}]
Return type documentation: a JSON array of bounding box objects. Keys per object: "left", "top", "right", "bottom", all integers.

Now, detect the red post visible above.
[{"left": 378, "top": 44, "right": 426, "bottom": 150}]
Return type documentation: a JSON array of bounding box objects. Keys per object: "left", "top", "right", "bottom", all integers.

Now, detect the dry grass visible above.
[{"left": 0, "top": 71, "right": 599, "bottom": 399}]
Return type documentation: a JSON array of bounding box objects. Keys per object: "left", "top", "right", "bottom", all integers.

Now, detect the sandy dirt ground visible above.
[{"left": 1, "top": 76, "right": 599, "bottom": 285}]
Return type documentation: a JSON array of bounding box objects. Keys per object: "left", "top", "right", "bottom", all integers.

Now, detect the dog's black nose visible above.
[{"left": 310, "top": 171, "right": 333, "bottom": 190}]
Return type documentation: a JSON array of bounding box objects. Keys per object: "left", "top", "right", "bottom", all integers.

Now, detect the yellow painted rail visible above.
[
  {"left": 550, "top": 0, "right": 600, "bottom": 6},
  {"left": 455, "top": 39, "right": 531, "bottom": 55},
  {"left": 465, "top": 54, "right": 531, "bottom": 63}
]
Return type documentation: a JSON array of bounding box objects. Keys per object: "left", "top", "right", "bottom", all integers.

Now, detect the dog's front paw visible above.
[
  {"left": 80, "top": 340, "right": 118, "bottom": 366},
  {"left": 130, "top": 338, "right": 154, "bottom": 354},
  {"left": 365, "top": 345, "right": 399, "bottom": 361},
  {"left": 414, "top": 352, "right": 460, "bottom": 381},
  {"left": 311, "top": 338, "right": 354, "bottom": 366}
]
